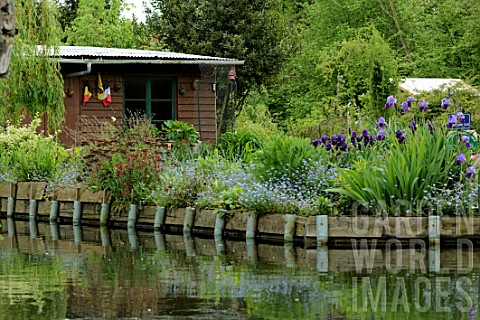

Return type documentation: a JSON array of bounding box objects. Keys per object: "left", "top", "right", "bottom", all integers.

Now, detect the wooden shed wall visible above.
[{"left": 59, "top": 64, "right": 217, "bottom": 147}]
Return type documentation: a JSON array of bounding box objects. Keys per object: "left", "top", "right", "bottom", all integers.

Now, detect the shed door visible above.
[{"left": 122, "top": 77, "right": 175, "bottom": 128}]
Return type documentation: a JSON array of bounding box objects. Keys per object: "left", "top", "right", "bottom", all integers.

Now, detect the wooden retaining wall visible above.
[{"left": 1, "top": 182, "right": 479, "bottom": 244}]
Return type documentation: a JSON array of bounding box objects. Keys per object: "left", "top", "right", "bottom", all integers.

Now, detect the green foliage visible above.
[
  {"left": 0, "top": 118, "right": 66, "bottom": 182},
  {"left": 147, "top": 0, "right": 292, "bottom": 104},
  {"left": 218, "top": 129, "right": 263, "bottom": 162},
  {"left": 234, "top": 94, "right": 280, "bottom": 140},
  {"left": 212, "top": 185, "right": 243, "bottom": 213},
  {"left": 162, "top": 120, "right": 199, "bottom": 144},
  {"left": 328, "top": 125, "right": 456, "bottom": 214},
  {"left": 251, "top": 134, "right": 323, "bottom": 182},
  {"left": 65, "top": 0, "right": 136, "bottom": 48},
  {"left": 0, "top": 0, "right": 65, "bottom": 129},
  {"left": 95, "top": 151, "right": 163, "bottom": 208}
]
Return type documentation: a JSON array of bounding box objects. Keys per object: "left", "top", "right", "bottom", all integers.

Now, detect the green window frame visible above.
[{"left": 122, "top": 77, "right": 175, "bottom": 127}]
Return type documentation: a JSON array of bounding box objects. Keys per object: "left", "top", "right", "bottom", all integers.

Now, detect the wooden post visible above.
[
  {"left": 246, "top": 212, "right": 257, "bottom": 240},
  {"left": 73, "top": 200, "right": 82, "bottom": 226},
  {"left": 154, "top": 206, "right": 166, "bottom": 230},
  {"left": 284, "top": 214, "right": 296, "bottom": 242},
  {"left": 29, "top": 199, "right": 38, "bottom": 220},
  {"left": 214, "top": 210, "right": 226, "bottom": 237},
  {"left": 6, "top": 197, "right": 14, "bottom": 217},
  {"left": 6, "top": 182, "right": 16, "bottom": 218},
  {"left": 183, "top": 206, "right": 195, "bottom": 234},
  {"left": 99, "top": 203, "right": 110, "bottom": 226},
  {"left": 127, "top": 204, "right": 138, "bottom": 229},
  {"left": 49, "top": 200, "right": 59, "bottom": 222},
  {"left": 316, "top": 215, "right": 328, "bottom": 245},
  {"left": 428, "top": 215, "right": 440, "bottom": 245}
]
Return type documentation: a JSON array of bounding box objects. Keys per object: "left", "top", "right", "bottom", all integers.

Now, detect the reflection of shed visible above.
[
  {"left": 399, "top": 78, "right": 468, "bottom": 95},
  {"left": 55, "top": 46, "right": 243, "bottom": 146}
]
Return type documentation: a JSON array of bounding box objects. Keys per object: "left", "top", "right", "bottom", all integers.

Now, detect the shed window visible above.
[{"left": 123, "top": 77, "right": 175, "bottom": 127}]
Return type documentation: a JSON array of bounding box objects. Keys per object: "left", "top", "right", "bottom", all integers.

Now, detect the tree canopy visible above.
[{"left": 146, "top": 0, "right": 293, "bottom": 102}]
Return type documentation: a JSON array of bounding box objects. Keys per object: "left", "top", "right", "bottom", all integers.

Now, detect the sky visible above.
[{"left": 122, "top": 0, "right": 150, "bottom": 22}]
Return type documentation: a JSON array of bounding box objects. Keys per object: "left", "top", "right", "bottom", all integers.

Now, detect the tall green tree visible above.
[
  {"left": 147, "top": 0, "right": 292, "bottom": 103},
  {"left": 65, "top": 0, "right": 136, "bottom": 48},
  {"left": 0, "top": 0, "right": 65, "bottom": 129}
]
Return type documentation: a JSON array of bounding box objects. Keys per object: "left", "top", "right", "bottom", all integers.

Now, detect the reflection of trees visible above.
[{"left": 0, "top": 254, "right": 68, "bottom": 320}]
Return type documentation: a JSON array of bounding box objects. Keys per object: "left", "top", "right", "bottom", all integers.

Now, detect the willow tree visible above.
[{"left": 0, "top": 0, "right": 64, "bottom": 129}]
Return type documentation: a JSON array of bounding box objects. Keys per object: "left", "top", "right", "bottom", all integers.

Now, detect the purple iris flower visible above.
[
  {"left": 428, "top": 121, "right": 434, "bottom": 133},
  {"left": 369, "top": 135, "right": 375, "bottom": 145},
  {"left": 446, "top": 114, "right": 457, "bottom": 129},
  {"left": 410, "top": 119, "right": 417, "bottom": 132},
  {"left": 339, "top": 141, "right": 348, "bottom": 150},
  {"left": 321, "top": 134, "right": 329, "bottom": 143},
  {"left": 419, "top": 99, "right": 428, "bottom": 112},
  {"left": 395, "top": 129, "right": 405, "bottom": 143},
  {"left": 385, "top": 96, "right": 397, "bottom": 109},
  {"left": 407, "top": 97, "right": 417, "bottom": 106},
  {"left": 351, "top": 131, "right": 357, "bottom": 144},
  {"left": 376, "top": 129, "right": 386, "bottom": 141},
  {"left": 325, "top": 144, "right": 332, "bottom": 151},
  {"left": 441, "top": 98, "right": 450, "bottom": 110},
  {"left": 376, "top": 117, "right": 386, "bottom": 128},
  {"left": 362, "top": 129, "right": 369, "bottom": 137},
  {"left": 466, "top": 165, "right": 476, "bottom": 179},
  {"left": 457, "top": 112, "right": 465, "bottom": 124},
  {"left": 462, "top": 135, "right": 471, "bottom": 148},
  {"left": 311, "top": 139, "right": 321, "bottom": 147},
  {"left": 401, "top": 101, "right": 410, "bottom": 113},
  {"left": 456, "top": 153, "right": 466, "bottom": 166}
]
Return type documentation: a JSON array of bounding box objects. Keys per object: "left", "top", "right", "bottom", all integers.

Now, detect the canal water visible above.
[{"left": 0, "top": 218, "right": 478, "bottom": 320}]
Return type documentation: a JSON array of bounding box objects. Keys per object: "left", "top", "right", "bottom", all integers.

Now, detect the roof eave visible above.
[{"left": 57, "top": 58, "right": 245, "bottom": 65}]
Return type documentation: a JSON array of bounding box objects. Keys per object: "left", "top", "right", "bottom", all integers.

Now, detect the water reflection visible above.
[{"left": 0, "top": 219, "right": 479, "bottom": 319}]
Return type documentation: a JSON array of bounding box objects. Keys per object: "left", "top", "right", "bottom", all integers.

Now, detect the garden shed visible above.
[{"left": 55, "top": 46, "right": 244, "bottom": 146}]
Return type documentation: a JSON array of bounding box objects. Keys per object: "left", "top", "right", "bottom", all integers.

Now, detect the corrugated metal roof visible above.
[
  {"left": 399, "top": 78, "right": 467, "bottom": 95},
  {"left": 55, "top": 46, "right": 243, "bottom": 64}
]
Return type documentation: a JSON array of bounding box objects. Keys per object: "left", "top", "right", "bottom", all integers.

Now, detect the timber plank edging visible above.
[{"left": 0, "top": 183, "right": 479, "bottom": 240}]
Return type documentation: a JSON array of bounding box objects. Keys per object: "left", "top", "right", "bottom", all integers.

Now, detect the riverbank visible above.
[{"left": 1, "top": 183, "right": 480, "bottom": 246}]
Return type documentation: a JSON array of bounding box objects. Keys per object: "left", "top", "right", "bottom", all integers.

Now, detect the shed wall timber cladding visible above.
[
  {"left": 177, "top": 76, "right": 217, "bottom": 141},
  {"left": 60, "top": 67, "right": 217, "bottom": 146}
]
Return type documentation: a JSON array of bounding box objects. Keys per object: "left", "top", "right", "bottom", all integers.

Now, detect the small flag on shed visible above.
[
  {"left": 83, "top": 82, "right": 93, "bottom": 105},
  {"left": 97, "top": 72, "right": 104, "bottom": 99},
  {"left": 102, "top": 81, "right": 112, "bottom": 107}
]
